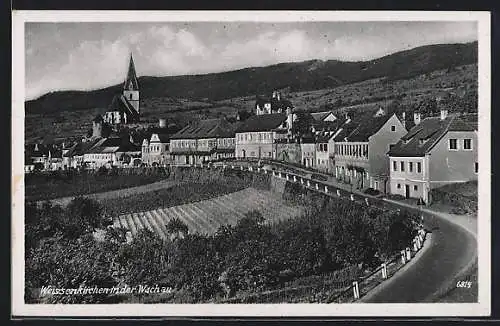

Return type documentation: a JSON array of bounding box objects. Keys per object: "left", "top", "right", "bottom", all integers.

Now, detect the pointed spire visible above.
[{"left": 123, "top": 53, "right": 139, "bottom": 91}]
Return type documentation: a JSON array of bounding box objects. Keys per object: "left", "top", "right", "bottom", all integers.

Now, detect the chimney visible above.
[
  {"left": 159, "top": 118, "right": 166, "bottom": 128},
  {"left": 277, "top": 91, "right": 281, "bottom": 101},
  {"left": 414, "top": 112, "right": 421, "bottom": 125},
  {"left": 272, "top": 91, "right": 277, "bottom": 99},
  {"left": 34, "top": 143, "right": 39, "bottom": 151},
  {"left": 402, "top": 112, "right": 406, "bottom": 129},
  {"left": 440, "top": 109, "right": 448, "bottom": 120}
]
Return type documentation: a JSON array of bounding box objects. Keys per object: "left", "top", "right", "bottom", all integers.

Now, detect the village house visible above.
[
  {"left": 387, "top": 110, "right": 477, "bottom": 204},
  {"left": 82, "top": 137, "right": 141, "bottom": 169},
  {"left": 334, "top": 109, "right": 406, "bottom": 192},
  {"left": 255, "top": 91, "right": 293, "bottom": 115},
  {"left": 311, "top": 110, "right": 337, "bottom": 122},
  {"left": 142, "top": 133, "right": 171, "bottom": 167},
  {"left": 170, "top": 118, "right": 236, "bottom": 165},
  {"left": 300, "top": 137, "right": 316, "bottom": 168},
  {"left": 103, "top": 54, "right": 140, "bottom": 125},
  {"left": 63, "top": 138, "right": 102, "bottom": 169},
  {"left": 314, "top": 133, "right": 334, "bottom": 172},
  {"left": 25, "top": 143, "right": 63, "bottom": 171},
  {"left": 235, "top": 111, "right": 294, "bottom": 160}
]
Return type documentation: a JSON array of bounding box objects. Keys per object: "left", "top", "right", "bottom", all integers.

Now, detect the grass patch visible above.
[{"left": 430, "top": 181, "right": 477, "bottom": 215}]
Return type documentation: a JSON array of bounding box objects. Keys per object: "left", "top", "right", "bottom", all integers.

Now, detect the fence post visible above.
[
  {"left": 381, "top": 263, "right": 388, "bottom": 279},
  {"left": 286, "top": 174, "right": 289, "bottom": 181},
  {"left": 365, "top": 198, "right": 369, "bottom": 206},
  {"left": 307, "top": 180, "right": 311, "bottom": 187},
  {"left": 406, "top": 247, "right": 411, "bottom": 261},
  {"left": 293, "top": 175, "right": 297, "bottom": 182},
  {"left": 241, "top": 166, "right": 244, "bottom": 171},
  {"left": 324, "top": 185, "right": 328, "bottom": 193},
  {"left": 301, "top": 178, "right": 304, "bottom": 185},
  {"left": 264, "top": 169, "right": 267, "bottom": 174},
  {"left": 352, "top": 281, "right": 360, "bottom": 300},
  {"left": 315, "top": 183, "right": 319, "bottom": 190},
  {"left": 337, "top": 189, "right": 341, "bottom": 197},
  {"left": 350, "top": 194, "right": 354, "bottom": 201},
  {"left": 413, "top": 239, "right": 418, "bottom": 252},
  {"left": 401, "top": 250, "right": 406, "bottom": 264}
]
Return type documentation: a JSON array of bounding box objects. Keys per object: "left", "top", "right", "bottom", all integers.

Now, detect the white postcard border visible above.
[{"left": 11, "top": 10, "right": 491, "bottom": 317}]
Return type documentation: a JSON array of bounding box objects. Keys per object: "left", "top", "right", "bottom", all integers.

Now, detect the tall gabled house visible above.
[
  {"left": 387, "top": 110, "right": 477, "bottom": 203},
  {"left": 333, "top": 109, "right": 407, "bottom": 192}
]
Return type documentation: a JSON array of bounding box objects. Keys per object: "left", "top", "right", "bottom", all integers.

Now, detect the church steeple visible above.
[
  {"left": 123, "top": 54, "right": 139, "bottom": 91},
  {"left": 122, "top": 53, "right": 140, "bottom": 114}
]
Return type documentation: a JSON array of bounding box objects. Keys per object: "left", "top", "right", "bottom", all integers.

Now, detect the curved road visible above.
[
  {"left": 229, "top": 160, "right": 479, "bottom": 303},
  {"left": 361, "top": 206, "right": 477, "bottom": 303}
]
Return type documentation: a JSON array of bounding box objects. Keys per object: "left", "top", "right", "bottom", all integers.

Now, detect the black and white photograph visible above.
[{"left": 12, "top": 10, "right": 491, "bottom": 317}]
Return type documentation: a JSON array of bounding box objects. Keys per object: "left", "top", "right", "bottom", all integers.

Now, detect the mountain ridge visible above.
[{"left": 26, "top": 41, "right": 478, "bottom": 114}]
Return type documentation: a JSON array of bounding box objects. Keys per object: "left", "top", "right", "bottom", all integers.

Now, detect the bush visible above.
[{"left": 364, "top": 188, "right": 380, "bottom": 196}]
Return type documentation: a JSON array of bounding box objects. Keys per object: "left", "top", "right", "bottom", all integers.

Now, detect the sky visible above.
[{"left": 25, "top": 21, "right": 477, "bottom": 100}]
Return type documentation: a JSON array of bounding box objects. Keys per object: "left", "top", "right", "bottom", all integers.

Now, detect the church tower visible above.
[{"left": 123, "top": 54, "right": 140, "bottom": 114}]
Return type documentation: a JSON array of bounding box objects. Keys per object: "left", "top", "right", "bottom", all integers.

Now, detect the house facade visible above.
[
  {"left": 334, "top": 111, "right": 406, "bottom": 192},
  {"left": 301, "top": 140, "right": 316, "bottom": 168},
  {"left": 315, "top": 133, "right": 332, "bottom": 172},
  {"left": 142, "top": 133, "right": 171, "bottom": 166},
  {"left": 235, "top": 113, "right": 289, "bottom": 159},
  {"left": 388, "top": 110, "right": 477, "bottom": 203},
  {"left": 170, "top": 118, "right": 236, "bottom": 165},
  {"left": 82, "top": 137, "right": 141, "bottom": 169}
]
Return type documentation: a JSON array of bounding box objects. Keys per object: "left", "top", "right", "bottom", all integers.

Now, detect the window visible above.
[
  {"left": 400, "top": 161, "right": 405, "bottom": 172},
  {"left": 397, "top": 183, "right": 401, "bottom": 189},
  {"left": 475, "top": 162, "right": 478, "bottom": 173},
  {"left": 409, "top": 162, "right": 413, "bottom": 172},
  {"left": 414, "top": 185, "right": 418, "bottom": 191},
  {"left": 417, "top": 162, "right": 422, "bottom": 173},
  {"left": 393, "top": 161, "right": 397, "bottom": 171},
  {"left": 391, "top": 125, "right": 396, "bottom": 131},
  {"left": 324, "top": 144, "right": 328, "bottom": 152},
  {"left": 449, "top": 139, "right": 458, "bottom": 150},
  {"left": 464, "top": 139, "right": 472, "bottom": 150}
]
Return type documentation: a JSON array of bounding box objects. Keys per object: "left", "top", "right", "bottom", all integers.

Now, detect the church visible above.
[{"left": 103, "top": 54, "right": 141, "bottom": 125}]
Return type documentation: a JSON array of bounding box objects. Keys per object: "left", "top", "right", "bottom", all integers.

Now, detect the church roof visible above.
[
  {"left": 123, "top": 54, "right": 139, "bottom": 91},
  {"left": 109, "top": 94, "right": 140, "bottom": 120}
]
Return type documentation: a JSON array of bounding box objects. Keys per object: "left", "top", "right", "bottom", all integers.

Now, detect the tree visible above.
[
  {"left": 165, "top": 217, "right": 189, "bottom": 241},
  {"left": 291, "top": 112, "right": 313, "bottom": 136},
  {"left": 64, "top": 197, "right": 109, "bottom": 239}
]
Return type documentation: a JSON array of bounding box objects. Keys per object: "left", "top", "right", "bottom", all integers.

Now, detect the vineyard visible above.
[{"left": 113, "top": 188, "right": 305, "bottom": 237}]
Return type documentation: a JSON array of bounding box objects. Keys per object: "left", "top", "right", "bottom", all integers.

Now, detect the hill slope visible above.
[{"left": 26, "top": 41, "right": 477, "bottom": 114}]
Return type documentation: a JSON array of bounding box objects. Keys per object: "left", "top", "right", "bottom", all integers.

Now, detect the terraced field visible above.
[{"left": 113, "top": 187, "right": 305, "bottom": 238}]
